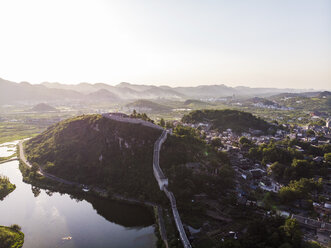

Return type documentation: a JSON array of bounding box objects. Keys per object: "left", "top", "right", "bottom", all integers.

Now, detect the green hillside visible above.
[
  {"left": 182, "top": 109, "right": 271, "bottom": 133},
  {"left": 24, "top": 114, "right": 234, "bottom": 205},
  {"left": 24, "top": 114, "right": 164, "bottom": 200},
  {"left": 183, "top": 99, "right": 214, "bottom": 109},
  {"left": 30, "top": 103, "right": 57, "bottom": 112},
  {"left": 126, "top": 99, "right": 172, "bottom": 112}
]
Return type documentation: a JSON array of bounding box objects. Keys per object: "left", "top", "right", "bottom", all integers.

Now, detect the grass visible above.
[
  {"left": 0, "top": 153, "right": 17, "bottom": 162},
  {"left": 0, "top": 122, "right": 43, "bottom": 143},
  {"left": 0, "top": 226, "right": 24, "bottom": 248},
  {"left": 0, "top": 153, "right": 16, "bottom": 162}
]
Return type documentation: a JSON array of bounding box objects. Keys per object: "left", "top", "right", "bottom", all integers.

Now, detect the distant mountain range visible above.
[{"left": 0, "top": 77, "right": 317, "bottom": 105}]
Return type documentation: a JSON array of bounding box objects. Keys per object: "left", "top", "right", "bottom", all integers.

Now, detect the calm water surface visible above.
[
  {"left": 0, "top": 158, "right": 156, "bottom": 248},
  {"left": 0, "top": 140, "right": 18, "bottom": 157}
]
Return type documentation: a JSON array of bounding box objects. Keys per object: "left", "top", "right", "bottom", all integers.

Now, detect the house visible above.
[
  {"left": 313, "top": 156, "right": 324, "bottom": 163},
  {"left": 249, "top": 169, "right": 265, "bottom": 179}
]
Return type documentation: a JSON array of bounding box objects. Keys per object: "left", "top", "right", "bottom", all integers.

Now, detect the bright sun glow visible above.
[{"left": 0, "top": 0, "right": 330, "bottom": 89}]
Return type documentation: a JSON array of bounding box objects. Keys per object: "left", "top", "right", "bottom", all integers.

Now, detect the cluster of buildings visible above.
[
  {"left": 252, "top": 102, "right": 293, "bottom": 110},
  {"left": 183, "top": 117, "right": 331, "bottom": 245}
]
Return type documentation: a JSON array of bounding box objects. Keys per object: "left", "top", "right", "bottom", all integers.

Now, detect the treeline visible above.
[
  {"left": 247, "top": 138, "right": 330, "bottom": 206},
  {"left": 182, "top": 109, "right": 272, "bottom": 133},
  {"left": 218, "top": 217, "right": 322, "bottom": 248},
  {"left": 130, "top": 110, "right": 154, "bottom": 123},
  {"left": 279, "top": 178, "right": 323, "bottom": 204},
  {"left": 0, "top": 175, "right": 16, "bottom": 200},
  {"left": 248, "top": 139, "right": 330, "bottom": 182}
]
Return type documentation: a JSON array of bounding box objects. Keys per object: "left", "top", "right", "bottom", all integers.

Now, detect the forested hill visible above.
[
  {"left": 24, "top": 114, "right": 235, "bottom": 204},
  {"left": 182, "top": 109, "right": 271, "bottom": 133},
  {"left": 24, "top": 114, "right": 163, "bottom": 200}
]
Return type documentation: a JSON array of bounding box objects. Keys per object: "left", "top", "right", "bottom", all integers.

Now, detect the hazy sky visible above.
[{"left": 0, "top": 0, "right": 330, "bottom": 89}]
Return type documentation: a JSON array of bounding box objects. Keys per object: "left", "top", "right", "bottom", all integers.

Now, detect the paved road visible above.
[{"left": 18, "top": 140, "right": 80, "bottom": 186}]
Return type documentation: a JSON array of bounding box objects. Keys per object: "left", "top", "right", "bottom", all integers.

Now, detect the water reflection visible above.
[
  {"left": 86, "top": 195, "right": 154, "bottom": 228},
  {"left": 0, "top": 160, "right": 156, "bottom": 248},
  {"left": 0, "top": 140, "right": 18, "bottom": 157},
  {"left": 31, "top": 186, "right": 41, "bottom": 197}
]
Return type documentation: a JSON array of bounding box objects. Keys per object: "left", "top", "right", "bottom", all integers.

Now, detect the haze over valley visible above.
[{"left": 0, "top": 0, "right": 330, "bottom": 248}]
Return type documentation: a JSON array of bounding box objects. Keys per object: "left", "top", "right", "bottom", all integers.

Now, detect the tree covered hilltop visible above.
[
  {"left": 24, "top": 114, "right": 233, "bottom": 204},
  {"left": 182, "top": 109, "right": 273, "bottom": 134},
  {"left": 24, "top": 114, "right": 164, "bottom": 201}
]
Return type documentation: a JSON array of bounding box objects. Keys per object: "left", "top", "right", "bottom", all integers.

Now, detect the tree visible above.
[
  {"left": 211, "top": 137, "right": 223, "bottom": 147},
  {"left": 281, "top": 219, "right": 302, "bottom": 247},
  {"left": 306, "top": 129, "right": 315, "bottom": 137},
  {"left": 10, "top": 224, "right": 21, "bottom": 232},
  {"left": 268, "top": 162, "right": 287, "bottom": 181},
  {"left": 31, "top": 163, "right": 39, "bottom": 178},
  {"left": 239, "top": 136, "right": 251, "bottom": 145},
  {"left": 290, "top": 159, "right": 311, "bottom": 179},
  {"left": 324, "top": 152, "right": 331, "bottom": 164},
  {"left": 159, "top": 118, "right": 165, "bottom": 127},
  {"left": 279, "top": 178, "right": 323, "bottom": 203},
  {"left": 165, "top": 121, "right": 173, "bottom": 129},
  {"left": 248, "top": 147, "right": 262, "bottom": 160}
]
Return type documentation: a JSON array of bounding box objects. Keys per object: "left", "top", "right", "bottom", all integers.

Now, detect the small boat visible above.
[
  {"left": 82, "top": 185, "right": 90, "bottom": 192},
  {"left": 62, "top": 236, "right": 72, "bottom": 240}
]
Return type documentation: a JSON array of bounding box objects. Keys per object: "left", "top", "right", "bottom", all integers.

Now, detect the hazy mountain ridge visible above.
[
  {"left": 0, "top": 77, "right": 320, "bottom": 105},
  {"left": 86, "top": 89, "right": 121, "bottom": 103},
  {"left": 0, "top": 78, "right": 83, "bottom": 104}
]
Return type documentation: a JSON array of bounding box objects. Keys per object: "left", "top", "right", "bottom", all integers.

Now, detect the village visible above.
[{"left": 181, "top": 116, "right": 331, "bottom": 246}]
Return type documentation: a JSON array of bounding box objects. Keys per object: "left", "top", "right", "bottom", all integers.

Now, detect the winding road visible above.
[{"left": 18, "top": 140, "right": 79, "bottom": 186}]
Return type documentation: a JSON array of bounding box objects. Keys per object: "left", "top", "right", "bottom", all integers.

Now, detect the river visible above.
[{"left": 0, "top": 143, "right": 156, "bottom": 248}]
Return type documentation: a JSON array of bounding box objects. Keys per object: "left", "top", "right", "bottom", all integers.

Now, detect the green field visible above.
[{"left": 0, "top": 122, "right": 43, "bottom": 144}]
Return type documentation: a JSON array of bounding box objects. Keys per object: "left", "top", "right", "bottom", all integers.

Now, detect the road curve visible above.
[{"left": 18, "top": 140, "right": 79, "bottom": 186}]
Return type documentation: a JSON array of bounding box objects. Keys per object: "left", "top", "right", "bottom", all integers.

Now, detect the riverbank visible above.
[
  {"left": 0, "top": 158, "right": 18, "bottom": 164},
  {"left": 0, "top": 175, "right": 16, "bottom": 200},
  {"left": 1, "top": 159, "right": 156, "bottom": 248},
  {"left": 17, "top": 141, "right": 168, "bottom": 248}
]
